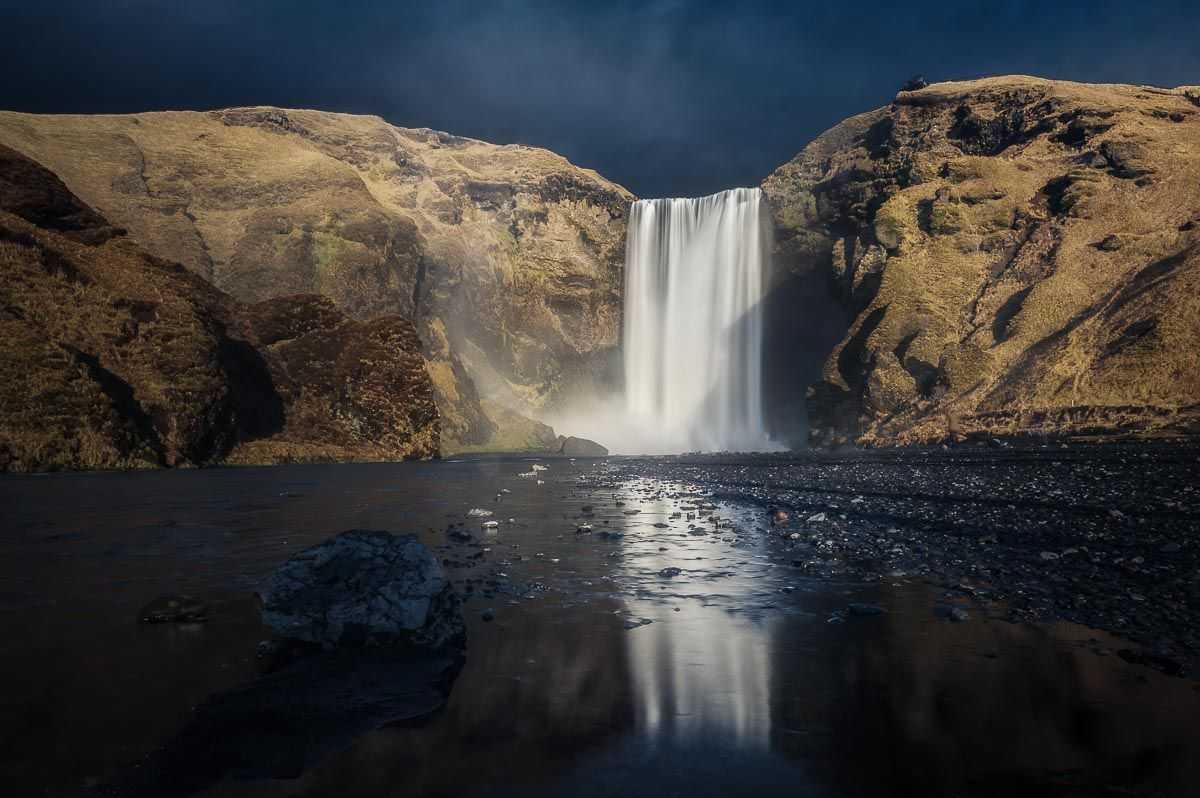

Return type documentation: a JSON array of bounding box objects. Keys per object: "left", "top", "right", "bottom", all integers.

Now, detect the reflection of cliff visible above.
[
  {"left": 768, "top": 588, "right": 1200, "bottom": 796},
  {"left": 256, "top": 603, "right": 637, "bottom": 797}
]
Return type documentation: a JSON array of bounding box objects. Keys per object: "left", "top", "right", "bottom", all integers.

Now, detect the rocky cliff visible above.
[
  {"left": 0, "top": 144, "right": 437, "bottom": 471},
  {"left": 764, "top": 77, "right": 1200, "bottom": 445},
  {"left": 0, "top": 108, "right": 633, "bottom": 451}
]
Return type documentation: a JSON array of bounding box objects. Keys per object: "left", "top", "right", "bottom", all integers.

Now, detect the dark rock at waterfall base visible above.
[
  {"left": 257, "top": 529, "right": 464, "bottom": 651},
  {"left": 557, "top": 435, "right": 609, "bottom": 457}
]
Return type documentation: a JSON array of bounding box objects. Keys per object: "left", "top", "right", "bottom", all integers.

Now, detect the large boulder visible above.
[
  {"left": 100, "top": 531, "right": 466, "bottom": 794},
  {"left": 557, "top": 435, "right": 609, "bottom": 457},
  {"left": 258, "top": 530, "right": 464, "bottom": 650}
]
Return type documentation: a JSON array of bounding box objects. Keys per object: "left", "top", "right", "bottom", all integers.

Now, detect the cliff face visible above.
[
  {"left": 764, "top": 77, "right": 1200, "bottom": 444},
  {"left": 0, "top": 144, "right": 437, "bottom": 472},
  {"left": 0, "top": 108, "right": 633, "bottom": 451}
]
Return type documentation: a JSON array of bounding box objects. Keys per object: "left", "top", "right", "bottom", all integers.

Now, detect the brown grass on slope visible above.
[
  {"left": 0, "top": 144, "right": 438, "bottom": 471},
  {"left": 764, "top": 76, "right": 1200, "bottom": 444}
]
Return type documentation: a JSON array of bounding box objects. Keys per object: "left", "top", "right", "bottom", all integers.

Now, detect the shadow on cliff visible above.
[{"left": 760, "top": 265, "right": 852, "bottom": 446}]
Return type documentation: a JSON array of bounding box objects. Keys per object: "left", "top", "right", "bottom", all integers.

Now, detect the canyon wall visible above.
[
  {"left": 764, "top": 77, "right": 1200, "bottom": 444},
  {"left": 0, "top": 108, "right": 632, "bottom": 451},
  {"left": 0, "top": 143, "right": 437, "bottom": 471}
]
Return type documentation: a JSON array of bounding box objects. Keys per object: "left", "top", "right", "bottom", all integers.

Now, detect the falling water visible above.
[{"left": 623, "top": 188, "right": 773, "bottom": 453}]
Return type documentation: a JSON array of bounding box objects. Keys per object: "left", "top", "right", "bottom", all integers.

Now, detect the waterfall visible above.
[{"left": 622, "top": 188, "right": 773, "bottom": 453}]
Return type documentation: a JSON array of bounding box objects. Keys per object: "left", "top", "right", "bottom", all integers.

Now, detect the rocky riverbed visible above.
[{"left": 586, "top": 440, "right": 1200, "bottom": 676}]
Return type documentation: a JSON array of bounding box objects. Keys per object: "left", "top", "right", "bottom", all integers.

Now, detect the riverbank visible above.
[{"left": 604, "top": 441, "right": 1200, "bottom": 676}]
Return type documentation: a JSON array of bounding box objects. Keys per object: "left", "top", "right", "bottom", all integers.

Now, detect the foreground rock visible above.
[
  {"left": 258, "top": 529, "right": 465, "bottom": 650},
  {"left": 108, "top": 531, "right": 466, "bottom": 795},
  {"left": 0, "top": 108, "right": 634, "bottom": 451},
  {"left": 0, "top": 145, "right": 437, "bottom": 471},
  {"left": 764, "top": 77, "right": 1200, "bottom": 444}
]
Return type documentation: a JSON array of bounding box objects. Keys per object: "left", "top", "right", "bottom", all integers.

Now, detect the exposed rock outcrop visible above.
[
  {"left": 763, "top": 77, "right": 1200, "bottom": 444},
  {"left": 0, "top": 108, "right": 633, "bottom": 451},
  {"left": 228, "top": 295, "right": 439, "bottom": 464},
  {"left": 0, "top": 144, "right": 437, "bottom": 471},
  {"left": 258, "top": 529, "right": 464, "bottom": 650}
]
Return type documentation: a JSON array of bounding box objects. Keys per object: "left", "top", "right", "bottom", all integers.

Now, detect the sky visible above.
[{"left": 1, "top": 0, "right": 1197, "bottom": 198}]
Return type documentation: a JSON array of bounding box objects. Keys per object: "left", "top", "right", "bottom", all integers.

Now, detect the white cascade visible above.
[{"left": 622, "top": 187, "right": 773, "bottom": 453}]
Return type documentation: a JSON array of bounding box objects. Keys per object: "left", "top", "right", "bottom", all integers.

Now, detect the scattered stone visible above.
[
  {"left": 255, "top": 639, "right": 281, "bottom": 658},
  {"left": 658, "top": 567, "right": 682, "bottom": 577},
  {"left": 466, "top": 508, "right": 493, "bottom": 518},
  {"left": 139, "top": 595, "right": 208, "bottom": 624},
  {"left": 949, "top": 607, "right": 970, "bottom": 622},
  {"left": 481, "top": 608, "right": 496, "bottom": 622}
]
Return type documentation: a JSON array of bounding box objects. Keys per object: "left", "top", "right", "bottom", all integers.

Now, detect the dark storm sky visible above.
[{"left": 2, "top": 1, "right": 1197, "bottom": 197}]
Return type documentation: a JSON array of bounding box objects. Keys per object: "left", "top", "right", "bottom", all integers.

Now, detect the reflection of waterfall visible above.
[
  {"left": 623, "top": 188, "right": 773, "bottom": 453},
  {"left": 627, "top": 608, "right": 771, "bottom": 747},
  {"left": 619, "top": 489, "right": 772, "bottom": 748}
]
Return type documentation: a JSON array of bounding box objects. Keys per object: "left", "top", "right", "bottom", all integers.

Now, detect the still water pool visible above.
[{"left": 2, "top": 457, "right": 1197, "bottom": 797}]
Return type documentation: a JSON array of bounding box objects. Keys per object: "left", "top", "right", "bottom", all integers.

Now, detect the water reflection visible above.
[
  {"left": 2, "top": 463, "right": 1199, "bottom": 797},
  {"left": 768, "top": 587, "right": 1200, "bottom": 796},
  {"left": 628, "top": 609, "right": 771, "bottom": 747},
  {"left": 615, "top": 487, "right": 773, "bottom": 748}
]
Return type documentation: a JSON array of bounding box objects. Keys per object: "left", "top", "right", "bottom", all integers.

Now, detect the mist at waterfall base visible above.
[{"left": 547, "top": 188, "right": 783, "bottom": 455}]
